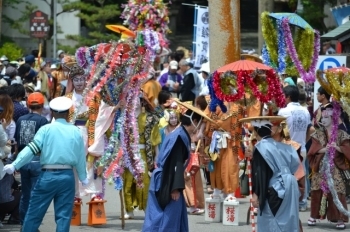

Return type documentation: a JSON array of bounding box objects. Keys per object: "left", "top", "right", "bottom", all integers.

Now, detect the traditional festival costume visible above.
[
  {"left": 308, "top": 103, "right": 350, "bottom": 226},
  {"left": 241, "top": 116, "right": 300, "bottom": 232},
  {"left": 85, "top": 94, "right": 116, "bottom": 199},
  {"left": 123, "top": 74, "right": 162, "bottom": 218},
  {"left": 64, "top": 63, "right": 89, "bottom": 199},
  {"left": 204, "top": 99, "right": 261, "bottom": 198},
  {"left": 52, "top": 56, "right": 73, "bottom": 98},
  {"left": 142, "top": 101, "right": 214, "bottom": 232}
]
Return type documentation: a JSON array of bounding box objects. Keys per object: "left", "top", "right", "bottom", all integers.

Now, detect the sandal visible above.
[
  {"left": 307, "top": 218, "right": 316, "bottom": 226},
  {"left": 188, "top": 208, "right": 205, "bottom": 215},
  {"left": 207, "top": 187, "right": 214, "bottom": 194},
  {"left": 336, "top": 222, "right": 346, "bottom": 230}
]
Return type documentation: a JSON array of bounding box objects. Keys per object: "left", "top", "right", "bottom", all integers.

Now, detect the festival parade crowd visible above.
[{"left": 0, "top": 2, "right": 350, "bottom": 232}]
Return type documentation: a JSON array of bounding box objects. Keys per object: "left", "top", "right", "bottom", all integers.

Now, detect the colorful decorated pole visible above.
[
  {"left": 208, "top": 0, "right": 241, "bottom": 71},
  {"left": 247, "top": 158, "right": 256, "bottom": 232}
]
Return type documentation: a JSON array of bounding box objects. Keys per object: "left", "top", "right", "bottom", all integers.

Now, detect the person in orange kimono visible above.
[
  {"left": 142, "top": 67, "right": 161, "bottom": 108},
  {"left": 204, "top": 98, "right": 261, "bottom": 200},
  {"left": 51, "top": 56, "right": 73, "bottom": 98}
]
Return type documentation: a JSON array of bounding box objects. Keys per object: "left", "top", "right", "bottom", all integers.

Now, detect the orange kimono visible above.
[
  {"left": 51, "top": 70, "right": 67, "bottom": 98},
  {"left": 204, "top": 100, "right": 260, "bottom": 194}
]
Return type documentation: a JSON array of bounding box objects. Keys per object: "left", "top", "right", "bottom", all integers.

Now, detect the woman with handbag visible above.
[{"left": 308, "top": 103, "right": 350, "bottom": 229}]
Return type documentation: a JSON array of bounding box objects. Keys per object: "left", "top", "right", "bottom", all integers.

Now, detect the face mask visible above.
[{"left": 64, "top": 71, "right": 69, "bottom": 76}]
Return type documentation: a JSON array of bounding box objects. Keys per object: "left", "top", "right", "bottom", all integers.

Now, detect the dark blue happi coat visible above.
[{"left": 142, "top": 126, "right": 191, "bottom": 232}]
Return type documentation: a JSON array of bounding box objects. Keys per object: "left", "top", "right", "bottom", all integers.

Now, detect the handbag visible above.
[{"left": 186, "top": 140, "right": 201, "bottom": 176}]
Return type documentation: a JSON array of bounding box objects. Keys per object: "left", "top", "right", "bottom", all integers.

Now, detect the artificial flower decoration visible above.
[
  {"left": 261, "top": 12, "right": 320, "bottom": 83},
  {"left": 121, "top": 0, "right": 171, "bottom": 36}
]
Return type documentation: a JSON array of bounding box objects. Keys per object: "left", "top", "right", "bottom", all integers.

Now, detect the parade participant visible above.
[
  {"left": 142, "top": 101, "right": 213, "bottom": 232},
  {"left": 85, "top": 89, "right": 120, "bottom": 201},
  {"left": 123, "top": 89, "right": 161, "bottom": 219},
  {"left": 14, "top": 92, "right": 48, "bottom": 227},
  {"left": 313, "top": 86, "right": 331, "bottom": 127},
  {"left": 271, "top": 120, "right": 305, "bottom": 232},
  {"left": 3, "top": 96, "right": 88, "bottom": 232},
  {"left": 64, "top": 63, "right": 88, "bottom": 201},
  {"left": 179, "top": 59, "right": 202, "bottom": 102},
  {"left": 159, "top": 110, "right": 179, "bottom": 149},
  {"left": 307, "top": 103, "right": 350, "bottom": 229},
  {"left": 142, "top": 67, "right": 162, "bottom": 108},
  {"left": 158, "top": 90, "right": 174, "bottom": 129},
  {"left": 240, "top": 116, "right": 300, "bottom": 232},
  {"left": 204, "top": 99, "right": 261, "bottom": 199},
  {"left": 52, "top": 56, "right": 73, "bottom": 98}
]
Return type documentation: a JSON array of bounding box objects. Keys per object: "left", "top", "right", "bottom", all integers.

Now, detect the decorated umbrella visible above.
[
  {"left": 106, "top": 25, "right": 136, "bottom": 39},
  {"left": 217, "top": 60, "right": 271, "bottom": 73},
  {"left": 269, "top": 13, "right": 312, "bottom": 29},
  {"left": 326, "top": 66, "right": 350, "bottom": 73},
  {"left": 209, "top": 59, "right": 285, "bottom": 113}
]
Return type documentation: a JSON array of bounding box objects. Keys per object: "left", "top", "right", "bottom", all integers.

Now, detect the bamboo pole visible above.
[{"left": 120, "top": 190, "right": 125, "bottom": 229}]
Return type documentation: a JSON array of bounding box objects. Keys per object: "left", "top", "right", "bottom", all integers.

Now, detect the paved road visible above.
[{"left": 2, "top": 181, "right": 347, "bottom": 232}]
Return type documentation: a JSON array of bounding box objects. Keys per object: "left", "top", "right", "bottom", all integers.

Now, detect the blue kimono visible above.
[
  {"left": 142, "top": 125, "right": 191, "bottom": 232},
  {"left": 253, "top": 137, "right": 300, "bottom": 232}
]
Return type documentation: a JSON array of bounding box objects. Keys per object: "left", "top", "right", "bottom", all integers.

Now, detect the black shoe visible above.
[{"left": 7, "top": 217, "right": 20, "bottom": 224}]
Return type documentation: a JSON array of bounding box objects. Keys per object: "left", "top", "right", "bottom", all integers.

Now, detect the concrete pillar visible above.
[
  {"left": 208, "top": 0, "right": 240, "bottom": 71},
  {"left": 258, "top": 0, "right": 274, "bottom": 54}
]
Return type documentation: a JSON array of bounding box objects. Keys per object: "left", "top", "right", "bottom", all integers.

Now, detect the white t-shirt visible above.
[{"left": 278, "top": 102, "right": 311, "bottom": 152}]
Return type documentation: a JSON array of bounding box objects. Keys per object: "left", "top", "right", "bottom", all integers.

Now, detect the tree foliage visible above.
[
  {"left": 0, "top": 42, "right": 24, "bottom": 60},
  {"left": 288, "top": 0, "right": 338, "bottom": 34},
  {"left": 2, "top": 0, "right": 127, "bottom": 53},
  {"left": 63, "top": 0, "right": 126, "bottom": 49}
]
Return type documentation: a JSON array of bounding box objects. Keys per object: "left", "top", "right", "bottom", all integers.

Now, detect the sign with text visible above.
[
  {"left": 30, "top": 10, "right": 49, "bottom": 39},
  {"left": 194, "top": 6, "right": 209, "bottom": 68},
  {"left": 313, "top": 55, "right": 347, "bottom": 111}
]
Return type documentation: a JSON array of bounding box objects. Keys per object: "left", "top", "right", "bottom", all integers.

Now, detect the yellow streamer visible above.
[{"left": 261, "top": 12, "right": 278, "bottom": 65}]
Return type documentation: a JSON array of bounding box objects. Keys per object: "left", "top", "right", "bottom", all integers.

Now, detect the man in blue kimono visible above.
[
  {"left": 240, "top": 116, "right": 300, "bottom": 232},
  {"left": 142, "top": 100, "right": 214, "bottom": 232}
]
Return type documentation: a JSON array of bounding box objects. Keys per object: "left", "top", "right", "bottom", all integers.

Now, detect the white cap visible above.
[
  {"left": 0, "top": 55, "right": 8, "bottom": 61},
  {"left": 169, "top": 60, "right": 178, "bottom": 70},
  {"left": 297, "top": 78, "right": 305, "bottom": 89},
  {"left": 57, "top": 50, "right": 65, "bottom": 57},
  {"left": 49, "top": 97, "right": 73, "bottom": 113},
  {"left": 50, "top": 64, "right": 57, "bottom": 69},
  {"left": 199, "top": 62, "right": 210, "bottom": 74}
]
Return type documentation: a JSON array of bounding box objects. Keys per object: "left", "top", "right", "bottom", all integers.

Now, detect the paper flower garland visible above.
[{"left": 121, "top": 0, "right": 171, "bottom": 36}]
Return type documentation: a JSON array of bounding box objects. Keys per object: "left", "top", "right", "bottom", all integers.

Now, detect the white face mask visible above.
[{"left": 64, "top": 71, "right": 69, "bottom": 77}]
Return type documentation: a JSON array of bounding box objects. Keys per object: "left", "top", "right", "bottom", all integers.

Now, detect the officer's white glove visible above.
[
  {"left": 81, "top": 178, "right": 89, "bottom": 186},
  {"left": 3, "top": 164, "right": 15, "bottom": 174}
]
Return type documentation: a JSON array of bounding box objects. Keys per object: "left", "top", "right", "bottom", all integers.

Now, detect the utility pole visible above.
[
  {"left": 0, "top": 0, "right": 3, "bottom": 43},
  {"left": 208, "top": 0, "right": 240, "bottom": 71},
  {"left": 53, "top": 0, "right": 57, "bottom": 60},
  {"left": 258, "top": 0, "right": 274, "bottom": 54}
]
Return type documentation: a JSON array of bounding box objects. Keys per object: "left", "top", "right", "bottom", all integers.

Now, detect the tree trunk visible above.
[{"left": 208, "top": 0, "right": 240, "bottom": 71}]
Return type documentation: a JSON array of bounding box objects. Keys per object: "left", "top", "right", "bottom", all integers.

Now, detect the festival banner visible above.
[
  {"left": 313, "top": 55, "right": 347, "bottom": 110},
  {"left": 330, "top": 4, "right": 350, "bottom": 26},
  {"left": 194, "top": 6, "right": 209, "bottom": 68}
]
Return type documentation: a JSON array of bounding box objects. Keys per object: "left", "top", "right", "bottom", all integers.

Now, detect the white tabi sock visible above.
[{"left": 213, "top": 188, "right": 222, "bottom": 196}]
